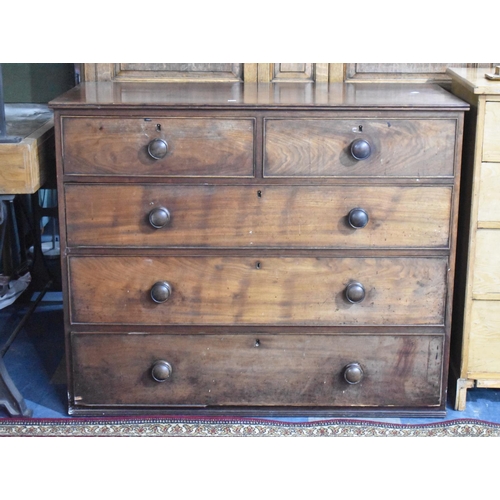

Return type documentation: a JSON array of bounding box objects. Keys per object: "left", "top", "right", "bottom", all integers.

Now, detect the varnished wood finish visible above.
[
  {"left": 68, "top": 256, "right": 448, "bottom": 326},
  {"left": 64, "top": 184, "right": 453, "bottom": 249},
  {"left": 62, "top": 117, "right": 255, "bottom": 177},
  {"left": 264, "top": 118, "right": 457, "bottom": 178},
  {"left": 49, "top": 81, "right": 467, "bottom": 416},
  {"left": 51, "top": 82, "right": 467, "bottom": 110},
  {"left": 71, "top": 333, "right": 443, "bottom": 407},
  {"left": 448, "top": 68, "right": 500, "bottom": 409}
]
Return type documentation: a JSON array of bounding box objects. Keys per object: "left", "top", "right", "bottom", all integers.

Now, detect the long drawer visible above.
[
  {"left": 264, "top": 118, "right": 457, "bottom": 177},
  {"left": 61, "top": 117, "right": 255, "bottom": 177},
  {"left": 71, "top": 333, "right": 444, "bottom": 407},
  {"left": 472, "top": 230, "right": 500, "bottom": 296},
  {"left": 468, "top": 301, "right": 500, "bottom": 375},
  {"left": 68, "top": 256, "right": 448, "bottom": 326},
  {"left": 477, "top": 162, "right": 500, "bottom": 224},
  {"left": 483, "top": 102, "right": 500, "bottom": 162},
  {"left": 65, "top": 184, "right": 453, "bottom": 249}
]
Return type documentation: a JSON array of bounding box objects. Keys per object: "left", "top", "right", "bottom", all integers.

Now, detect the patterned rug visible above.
[{"left": 1, "top": 416, "right": 499, "bottom": 437}]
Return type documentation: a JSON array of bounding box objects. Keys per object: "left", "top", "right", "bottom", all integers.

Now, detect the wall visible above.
[{"left": 1, "top": 63, "right": 75, "bottom": 103}]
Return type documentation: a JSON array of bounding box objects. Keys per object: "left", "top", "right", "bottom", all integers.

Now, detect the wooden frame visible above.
[
  {"left": 345, "top": 63, "right": 498, "bottom": 84},
  {"left": 81, "top": 63, "right": 345, "bottom": 83}
]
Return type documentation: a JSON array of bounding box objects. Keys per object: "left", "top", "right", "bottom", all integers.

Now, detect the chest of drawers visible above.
[
  {"left": 50, "top": 82, "right": 467, "bottom": 417},
  {"left": 448, "top": 68, "right": 500, "bottom": 410}
]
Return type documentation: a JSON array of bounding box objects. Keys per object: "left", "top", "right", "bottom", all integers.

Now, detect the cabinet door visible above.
[
  {"left": 81, "top": 63, "right": 245, "bottom": 82},
  {"left": 345, "top": 63, "right": 498, "bottom": 84}
]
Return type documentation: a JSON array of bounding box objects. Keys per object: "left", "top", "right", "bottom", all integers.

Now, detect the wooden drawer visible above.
[
  {"left": 468, "top": 301, "right": 500, "bottom": 375},
  {"left": 264, "top": 118, "right": 457, "bottom": 178},
  {"left": 472, "top": 229, "right": 500, "bottom": 297},
  {"left": 483, "top": 102, "right": 500, "bottom": 162},
  {"left": 65, "top": 184, "right": 453, "bottom": 249},
  {"left": 71, "top": 333, "right": 444, "bottom": 407},
  {"left": 68, "top": 256, "right": 448, "bottom": 326},
  {"left": 477, "top": 162, "right": 500, "bottom": 224},
  {"left": 61, "top": 117, "right": 255, "bottom": 177}
]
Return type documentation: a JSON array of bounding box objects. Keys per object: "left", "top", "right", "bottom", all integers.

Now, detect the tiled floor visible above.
[{"left": 2, "top": 291, "right": 500, "bottom": 424}]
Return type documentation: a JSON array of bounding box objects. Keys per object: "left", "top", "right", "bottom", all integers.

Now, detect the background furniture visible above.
[
  {"left": 448, "top": 67, "right": 500, "bottom": 410},
  {"left": 0, "top": 103, "right": 55, "bottom": 416},
  {"left": 50, "top": 81, "right": 467, "bottom": 417},
  {"left": 79, "top": 63, "right": 498, "bottom": 85}
]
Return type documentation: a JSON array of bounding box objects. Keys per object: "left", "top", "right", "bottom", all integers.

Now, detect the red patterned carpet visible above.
[{"left": 2, "top": 415, "right": 500, "bottom": 437}]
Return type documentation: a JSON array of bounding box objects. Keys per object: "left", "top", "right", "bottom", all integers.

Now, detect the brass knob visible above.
[
  {"left": 350, "top": 138, "right": 372, "bottom": 160},
  {"left": 149, "top": 207, "right": 171, "bottom": 229},
  {"left": 150, "top": 281, "right": 172, "bottom": 303},
  {"left": 345, "top": 282, "right": 365, "bottom": 304},
  {"left": 147, "top": 138, "right": 168, "bottom": 160},
  {"left": 151, "top": 360, "right": 172, "bottom": 382},
  {"left": 343, "top": 362, "right": 364, "bottom": 384},
  {"left": 347, "top": 208, "right": 369, "bottom": 229}
]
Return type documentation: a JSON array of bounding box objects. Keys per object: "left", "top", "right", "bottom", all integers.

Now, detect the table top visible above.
[
  {"left": 49, "top": 81, "right": 469, "bottom": 111},
  {"left": 3, "top": 104, "right": 53, "bottom": 139}
]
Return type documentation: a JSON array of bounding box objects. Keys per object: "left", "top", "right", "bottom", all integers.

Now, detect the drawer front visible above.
[
  {"left": 65, "top": 184, "right": 452, "bottom": 249},
  {"left": 71, "top": 333, "right": 443, "bottom": 407},
  {"left": 264, "top": 118, "right": 457, "bottom": 177},
  {"left": 468, "top": 301, "right": 500, "bottom": 375},
  {"left": 69, "top": 256, "right": 448, "bottom": 326},
  {"left": 62, "top": 117, "right": 255, "bottom": 177},
  {"left": 483, "top": 102, "right": 500, "bottom": 162},
  {"left": 477, "top": 162, "right": 500, "bottom": 224},
  {"left": 472, "top": 229, "right": 500, "bottom": 297}
]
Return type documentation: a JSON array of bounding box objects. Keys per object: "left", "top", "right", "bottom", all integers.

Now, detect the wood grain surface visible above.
[
  {"left": 62, "top": 117, "right": 255, "bottom": 176},
  {"left": 68, "top": 256, "right": 448, "bottom": 326},
  {"left": 264, "top": 118, "right": 457, "bottom": 177},
  {"left": 71, "top": 333, "right": 443, "bottom": 407},
  {"left": 64, "top": 184, "right": 453, "bottom": 249}
]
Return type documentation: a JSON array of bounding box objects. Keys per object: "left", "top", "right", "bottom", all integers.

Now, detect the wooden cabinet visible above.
[
  {"left": 448, "top": 68, "right": 500, "bottom": 410},
  {"left": 50, "top": 81, "right": 467, "bottom": 417}
]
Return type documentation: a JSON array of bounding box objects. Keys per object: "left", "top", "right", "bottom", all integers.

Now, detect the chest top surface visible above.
[{"left": 49, "top": 82, "right": 468, "bottom": 111}]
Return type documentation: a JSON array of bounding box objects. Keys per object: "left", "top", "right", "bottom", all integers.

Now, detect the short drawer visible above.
[
  {"left": 264, "top": 118, "right": 457, "bottom": 177},
  {"left": 71, "top": 333, "right": 443, "bottom": 408},
  {"left": 472, "top": 229, "right": 500, "bottom": 297},
  {"left": 483, "top": 102, "right": 500, "bottom": 162},
  {"left": 64, "top": 184, "right": 453, "bottom": 249},
  {"left": 477, "top": 162, "right": 500, "bottom": 224},
  {"left": 61, "top": 117, "right": 255, "bottom": 177},
  {"left": 468, "top": 301, "right": 500, "bottom": 375},
  {"left": 68, "top": 256, "right": 448, "bottom": 326}
]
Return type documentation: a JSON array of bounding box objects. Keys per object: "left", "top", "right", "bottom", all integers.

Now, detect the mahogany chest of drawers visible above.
[{"left": 50, "top": 82, "right": 467, "bottom": 417}]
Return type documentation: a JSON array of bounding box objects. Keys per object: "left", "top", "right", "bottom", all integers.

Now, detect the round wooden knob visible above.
[
  {"left": 347, "top": 208, "right": 369, "bottom": 229},
  {"left": 343, "top": 362, "right": 364, "bottom": 384},
  {"left": 149, "top": 207, "right": 171, "bottom": 229},
  {"left": 151, "top": 360, "right": 172, "bottom": 382},
  {"left": 150, "top": 281, "right": 172, "bottom": 303},
  {"left": 350, "top": 138, "right": 372, "bottom": 160},
  {"left": 345, "top": 282, "right": 365, "bottom": 304},
  {"left": 147, "top": 138, "right": 168, "bottom": 159}
]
